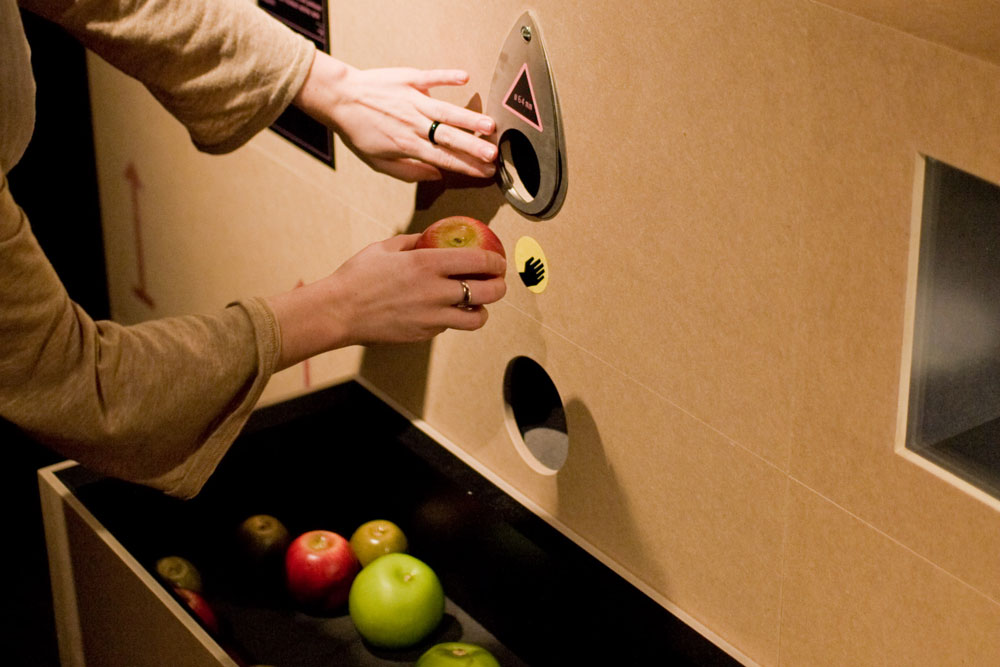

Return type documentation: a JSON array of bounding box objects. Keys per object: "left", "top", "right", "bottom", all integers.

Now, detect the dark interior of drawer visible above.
[{"left": 56, "top": 380, "right": 737, "bottom": 666}]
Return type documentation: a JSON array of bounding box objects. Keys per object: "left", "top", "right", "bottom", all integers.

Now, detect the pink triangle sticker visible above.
[{"left": 503, "top": 63, "right": 543, "bottom": 132}]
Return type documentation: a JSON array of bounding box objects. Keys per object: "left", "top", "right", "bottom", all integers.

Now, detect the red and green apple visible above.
[
  {"left": 415, "top": 216, "right": 506, "bottom": 260},
  {"left": 349, "top": 519, "right": 408, "bottom": 567}
]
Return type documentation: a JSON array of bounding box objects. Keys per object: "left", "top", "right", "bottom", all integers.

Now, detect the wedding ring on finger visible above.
[
  {"left": 455, "top": 279, "right": 472, "bottom": 309},
  {"left": 428, "top": 120, "right": 441, "bottom": 145}
]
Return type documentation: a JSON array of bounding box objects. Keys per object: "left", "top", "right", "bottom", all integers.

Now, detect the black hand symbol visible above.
[{"left": 519, "top": 257, "right": 545, "bottom": 287}]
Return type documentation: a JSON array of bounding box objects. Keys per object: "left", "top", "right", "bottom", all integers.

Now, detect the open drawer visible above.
[{"left": 39, "top": 380, "right": 737, "bottom": 666}]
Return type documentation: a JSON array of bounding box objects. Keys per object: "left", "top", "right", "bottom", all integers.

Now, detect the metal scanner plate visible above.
[{"left": 487, "top": 12, "right": 567, "bottom": 219}]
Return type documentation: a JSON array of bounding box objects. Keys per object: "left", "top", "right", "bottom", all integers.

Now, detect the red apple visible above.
[
  {"left": 415, "top": 216, "right": 506, "bottom": 261},
  {"left": 285, "top": 530, "right": 360, "bottom": 612},
  {"left": 174, "top": 587, "right": 220, "bottom": 635}
]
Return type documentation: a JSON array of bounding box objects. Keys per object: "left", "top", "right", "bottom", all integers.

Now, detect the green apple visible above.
[
  {"left": 349, "top": 519, "right": 408, "bottom": 567},
  {"left": 348, "top": 552, "right": 445, "bottom": 648},
  {"left": 155, "top": 556, "right": 202, "bottom": 593},
  {"left": 416, "top": 642, "right": 501, "bottom": 667}
]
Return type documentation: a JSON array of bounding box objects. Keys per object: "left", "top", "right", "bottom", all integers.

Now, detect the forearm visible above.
[{"left": 265, "top": 278, "right": 351, "bottom": 371}]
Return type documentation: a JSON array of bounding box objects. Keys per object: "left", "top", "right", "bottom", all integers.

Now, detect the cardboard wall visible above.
[{"left": 87, "top": 1, "right": 1000, "bottom": 664}]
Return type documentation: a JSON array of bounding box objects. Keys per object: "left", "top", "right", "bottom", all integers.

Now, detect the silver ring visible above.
[
  {"left": 456, "top": 279, "right": 472, "bottom": 308},
  {"left": 428, "top": 120, "right": 441, "bottom": 145}
]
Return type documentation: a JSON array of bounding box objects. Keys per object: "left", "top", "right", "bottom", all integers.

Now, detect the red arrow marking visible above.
[{"left": 124, "top": 162, "right": 155, "bottom": 308}]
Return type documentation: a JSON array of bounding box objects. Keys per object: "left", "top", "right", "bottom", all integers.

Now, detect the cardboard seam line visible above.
[
  {"left": 247, "top": 131, "right": 337, "bottom": 195},
  {"left": 772, "top": 474, "right": 796, "bottom": 667},
  {"left": 784, "top": 475, "right": 1000, "bottom": 611},
  {"left": 804, "top": 0, "right": 1000, "bottom": 70},
  {"left": 248, "top": 132, "right": 406, "bottom": 242},
  {"left": 493, "top": 298, "right": 1000, "bottom": 628},
  {"left": 496, "top": 299, "right": 787, "bottom": 474}
]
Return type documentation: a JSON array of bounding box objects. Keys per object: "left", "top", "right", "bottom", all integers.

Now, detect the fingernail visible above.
[
  {"left": 482, "top": 145, "right": 498, "bottom": 162},
  {"left": 478, "top": 119, "right": 495, "bottom": 134}
]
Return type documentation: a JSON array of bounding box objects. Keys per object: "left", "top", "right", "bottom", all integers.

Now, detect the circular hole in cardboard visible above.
[
  {"left": 499, "top": 129, "right": 541, "bottom": 202},
  {"left": 503, "top": 356, "right": 568, "bottom": 474}
]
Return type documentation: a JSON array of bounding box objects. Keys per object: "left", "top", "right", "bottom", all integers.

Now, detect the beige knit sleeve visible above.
[
  {"left": 21, "top": 0, "right": 316, "bottom": 153},
  {"left": 0, "top": 174, "right": 281, "bottom": 498}
]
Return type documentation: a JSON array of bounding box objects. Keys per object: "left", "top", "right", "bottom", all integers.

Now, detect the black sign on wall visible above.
[{"left": 258, "top": 0, "right": 334, "bottom": 167}]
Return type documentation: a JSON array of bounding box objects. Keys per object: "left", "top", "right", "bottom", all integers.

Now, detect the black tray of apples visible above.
[{"left": 59, "top": 381, "right": 737, "bottom": 666}]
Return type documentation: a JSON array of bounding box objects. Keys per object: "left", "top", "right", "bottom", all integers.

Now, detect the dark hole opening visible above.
[
  {"left": 499, "top": 129, "right": 541, "bottom": 200},
  {"left": 503, "top": 356, "right": 568, "bottom": 471}
]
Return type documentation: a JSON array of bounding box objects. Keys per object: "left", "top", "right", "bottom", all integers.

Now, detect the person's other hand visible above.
[
  {"left": 293, "top": 52, "right": 498, "bottom": 182},
  {"left": 265, "top": 234, "right": 507, "bottom": 370}
]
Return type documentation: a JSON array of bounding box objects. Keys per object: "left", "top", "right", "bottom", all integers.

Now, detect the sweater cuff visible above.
[{"left": 163, "top": 296, "right": 282, "bottom": 498}]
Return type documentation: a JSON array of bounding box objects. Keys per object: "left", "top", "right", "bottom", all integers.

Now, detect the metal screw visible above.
[{"left": 520, "top": 25, "right": 532, "bottom": 42}]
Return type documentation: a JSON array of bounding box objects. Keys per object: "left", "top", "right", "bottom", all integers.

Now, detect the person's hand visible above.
[
  {"left": 265, "top": 234, "right": 507, "bottom": 370},
  {"left": 293, "top": 51, "right": 498, "bottom": 182}
]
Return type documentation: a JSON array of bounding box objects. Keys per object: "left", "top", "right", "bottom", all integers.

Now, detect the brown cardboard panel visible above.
[
  {"left": 328, "top": 1, "right": 510, "bottom": 82},
  {"left": 83, "top": 0, "right": 1000, "bottom": 662},
  {"left": 813, "top": 0, "right": 1000, "bottom": 67},
  {"left": 64, "top": 499, "right": 235, "bottom": 666},
  {"left": 508, "top": 0, "right": 812, "bottom": 471},
  {"left": 361, "top": 302, "right": 787, "bottom": 664},
  {"left": 88, "top": 56, "right": 408, "bottom": 322},
  {"left": 338, "top": 0, "right": 817, "bottom": 472},
  {"left": 250, "top": 129, "right": 419, "bottom": 235},
  {"left": 87, "top": 57, "right": 418, "bottom": 256},
  {"left": 790, "top": 4, "right": 1000, "bottom": 602},
  {"left": 780, "top": 481, "right": 1000, "bottom": 666}
]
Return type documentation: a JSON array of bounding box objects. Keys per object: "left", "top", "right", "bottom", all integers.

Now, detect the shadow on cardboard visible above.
[{"left": 558, "top": 398, "right": 657, "bottom": 584}]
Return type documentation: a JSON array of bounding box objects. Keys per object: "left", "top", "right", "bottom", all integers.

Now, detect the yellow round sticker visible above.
[{"left": 514, "top": 236, "right": 548, "bottom": 294}]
